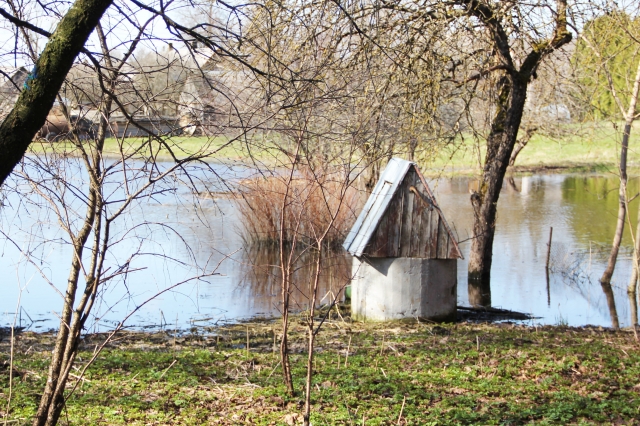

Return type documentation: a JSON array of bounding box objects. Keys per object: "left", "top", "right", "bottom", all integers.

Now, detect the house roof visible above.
[{"left": 343, "top": 158, "right": 462, "bottom": 259}]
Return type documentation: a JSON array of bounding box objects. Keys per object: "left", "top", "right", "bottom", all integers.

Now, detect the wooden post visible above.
[
  {"left": 546, "top": 227, "right": 553, "bottom": 270},
  {"left": 546, "top": 227, "right": 553, "bottom": 306}
]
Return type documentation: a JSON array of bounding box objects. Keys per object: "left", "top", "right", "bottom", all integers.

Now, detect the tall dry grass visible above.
[{"left": 236, "top": 167, "right": 360, "bottom": 247}]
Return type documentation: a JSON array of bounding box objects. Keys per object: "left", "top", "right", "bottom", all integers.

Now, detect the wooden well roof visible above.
[{"left": 343, "top": 158, "right": 462, "bottom": 259}]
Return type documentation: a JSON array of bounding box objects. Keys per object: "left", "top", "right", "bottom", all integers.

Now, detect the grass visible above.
[
  {"left": 27, "top": 135, "right": 293, "bottom": 165},
  {"left": 24, "top": 121, "right": 640, "bottom": 178},
  {"left": 417, "top": 121, "right": 640, "bottom": 177},
  {"left": 2, "top": 315, "right": 640, "bottom": 425}
]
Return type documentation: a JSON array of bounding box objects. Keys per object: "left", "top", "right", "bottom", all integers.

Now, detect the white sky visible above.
[{"left": 0, "top": 0, "right": 245, "bottom": 69}]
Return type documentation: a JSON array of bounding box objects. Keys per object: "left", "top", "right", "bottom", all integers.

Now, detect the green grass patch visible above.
[
  {"left": 27, "top": 135, "right": 293, "bottom": 164},
  {"left": 23, "top": 121, "right": 640, "bottom": 176},
  {"left": 2, "top": 319, "right": 639, "bottom": 425},
  {"left": 417, "top": 122, "right": 640, "bottom": 177}
]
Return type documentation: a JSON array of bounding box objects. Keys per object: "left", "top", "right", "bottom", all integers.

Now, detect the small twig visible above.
[
  {"left": 266, "top": 361, "right": 282, "bottom": 379},
  {"left": 397, "top": 395, "right": 406, "bottom": 425},
  {"left": 173, "top": 315, "right": 178, "bottom": 354},
  {"left": 272, "top": 325, "right": 276, "bottom": 354},
  {"left": 159, "top": 359, "right": 177, "bottom": 379},
  {"left": 345, "top": 335, "right": 352, "bottom": 368},
  {"left": 4, "top": 278, "right": 25, "bottom": 426},
  {"left": 69, "top": 373, "right": 91, "bottom": 383},
  {"left": 244, "top": 378, "right": 260, "bottom": 388},
  {"left": 344, "top": 403, "right": 355, "bottom": 426},
  {"left": 546, "top": 227, "right": 554, "bottom": 270}
]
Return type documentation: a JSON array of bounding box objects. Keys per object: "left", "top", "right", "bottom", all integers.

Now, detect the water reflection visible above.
[
  {"left": 468, "top": 280, "right": 492, "bottom": 307},
  {"left": 237, "top": 245, "right": 350, "bottom": 315},
  {"left": 432, "top": 174, "right": 635, "bottom": 327},
  {"left": 1, "top": 171, "right": 638, "bottom": 329},
  {"left": 600, "top": 281, "right": 620, "bottom": 328}
]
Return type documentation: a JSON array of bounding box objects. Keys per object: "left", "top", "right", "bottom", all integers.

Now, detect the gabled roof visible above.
[
  {"left": 343, "top": 158, "right": 462, "bottom": 259},
  {"left": 343, "top": 158, "right": 413, "bottom": 256}
]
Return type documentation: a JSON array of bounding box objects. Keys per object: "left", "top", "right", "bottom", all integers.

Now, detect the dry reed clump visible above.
[{"left": 236, "top": 167, "right": 359, "bottom": 247}]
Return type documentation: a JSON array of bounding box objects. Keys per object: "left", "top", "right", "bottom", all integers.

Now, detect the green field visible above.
[
  {"left": 2, "top": 318, "right": 639, "bottom": 425},
  {"left": 26, "top": 122, "right": 640, "bottom": 177},
  {"left": 27, "top": 134, "right": 291, "bottom": 165},
  {"left": 420, "top": 122, "right": 640, "bottom": 176}
]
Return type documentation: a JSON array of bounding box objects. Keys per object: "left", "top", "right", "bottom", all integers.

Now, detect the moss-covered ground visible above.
[{"left": 2, "top": 316, "right": 640, "bottom": 425}]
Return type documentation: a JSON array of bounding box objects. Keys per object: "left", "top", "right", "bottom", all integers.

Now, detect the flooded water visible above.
[
  {"left": 435, "top": 174, "right": 638, "bottom": 328},
  {"left": 1, "top": 166, "right": 637, "bottom": 330}
]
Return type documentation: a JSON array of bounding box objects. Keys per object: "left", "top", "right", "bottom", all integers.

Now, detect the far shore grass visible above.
[
  {"left": 2, "top": 315, "right": 639, "bottom": 425},
  {"left": 421, "top": 121, "right": 640, "bottom": 177},
  {"left": 26, "top": 121, "right": 640, "bottom": 177}
]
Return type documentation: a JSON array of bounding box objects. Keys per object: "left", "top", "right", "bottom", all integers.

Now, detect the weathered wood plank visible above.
[
  {"left": 429, "top": 209, "right": 439, "bottom": 257},
  {"left": 399, "top": 168, "right": 416, "bottom": 257},
  {"left": 367, "top": 209, "right": 390, "bottom": 257},
  {"left": 411, "top": 176, "right": 424, "bottom": 257},
  {"left": 447, "top": 224, "right": 461, "bottom": 259},
  {"left": 448, "top": 236, "right": 459, "bottom": 259},
  {"left": 386, "top": 188, "right": 403, "bottom": 257},
  {"left": 437, "top": 216, "right": 449, "bottom": 258},
  {"left": 421, "top": 208, "right": 430, "bottom": 258}
]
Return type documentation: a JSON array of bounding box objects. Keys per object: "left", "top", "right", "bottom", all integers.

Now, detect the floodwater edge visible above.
[{"left": 2, "top": 315, "right": 639, "bottom": 424}]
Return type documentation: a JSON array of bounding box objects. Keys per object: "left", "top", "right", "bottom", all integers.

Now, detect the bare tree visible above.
[
  {"left": 440, "top": 1, "right": 571, "bottom": 299},
  {"left": 235, "top": 3, "right": 403, "bottom": 422},
  {"left": 573, "top": 5, "right": 640, "bottom": 328},
  {"left": 306, "top": 0, "right": 571, "bottom": 301},
  {"left": 0, "top": 1, "right": 278, "bottom": 424},
  {"left": 0, "top": 0, "right": 113, "bottom": 185}
]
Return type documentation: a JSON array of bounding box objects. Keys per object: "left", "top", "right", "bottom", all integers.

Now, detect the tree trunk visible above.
[
  {"left": 468, "top": 279, "right": 492, "bottom": 307},
  {"left": 303, "top": 248, "right": 323, "bottom": 426},
  {"left": 0, "top": 0, "right": 113, "bottom": 186},
  {"left": 468, "top": 77, "right": 528, "bottom": 303},
  {"left": 463, "top": 0, "right": 570, "bottom": 303},
  {"left": 508, "top": 126, "right": 537, "bottom": 167},
  {"left": 278, "top": 139, "right": 303, "bottom": 396},
  {"left": 627, "top": 210, "right": 639, "bottom": 325},
  {"left": 600, "top": 280, "right": 620, "bottom": 329},
  {"left": 599, "top": 121, "right": 630, "bottom": 289},
  {"left": 600, "top": 59, "right": 640, "bottom": 309},
  {"left": 33, "top": 22, "right": 116, "bottom": 425},
  {"left": 280, "top": 288, "right": 294, "bottom": 394},
  {"left": 33, "top": 185, "right": 100, "bottom": 426}
]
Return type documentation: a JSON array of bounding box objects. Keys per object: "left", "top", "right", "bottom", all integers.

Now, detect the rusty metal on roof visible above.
[{"left": 343, "top": 158, "right": 462, "bottom": 259}]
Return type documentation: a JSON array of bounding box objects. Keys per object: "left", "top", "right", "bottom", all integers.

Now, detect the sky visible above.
[{"left": 0, "top": 0, "right": 245, "bottom": 69}]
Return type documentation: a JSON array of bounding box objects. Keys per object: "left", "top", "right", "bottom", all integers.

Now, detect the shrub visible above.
[{"left": 236, "top": 166, "right": 359, "bottom": 247}]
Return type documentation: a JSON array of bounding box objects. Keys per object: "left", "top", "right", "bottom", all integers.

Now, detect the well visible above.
[{"left": 343, "top": 158, "right": 462, "bottom": 321}]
